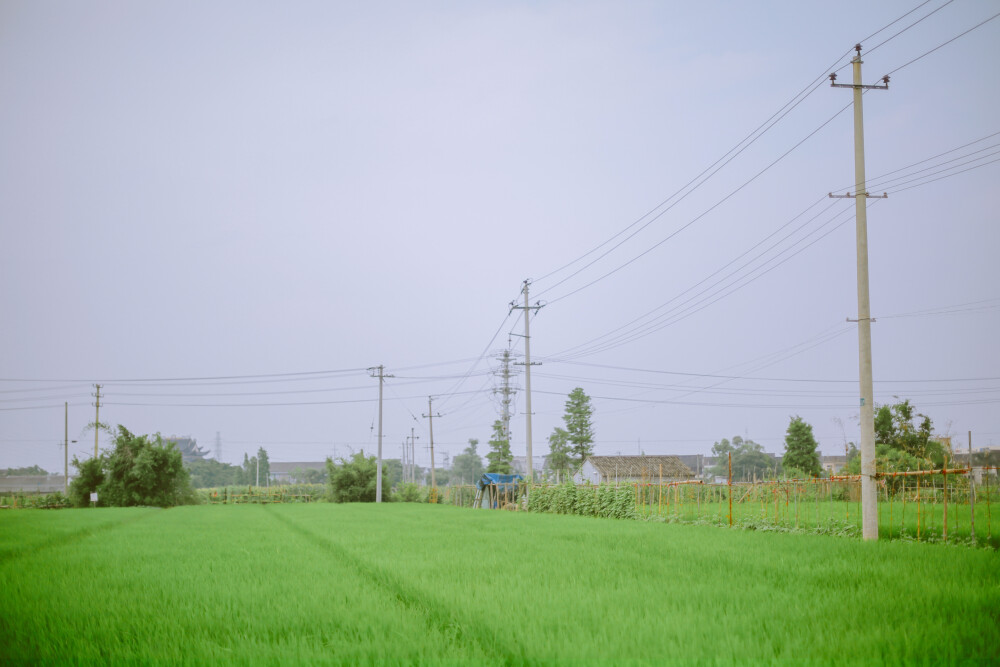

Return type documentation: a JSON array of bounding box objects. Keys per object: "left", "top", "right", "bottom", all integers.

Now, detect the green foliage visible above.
[
  {"left": 394, "top": 482, "right": 428, "bottom": 503},
  {"left": 562, "top": 387, "right": 594, "bottom": 467},
  {"left": 451, "top": 438, "right": 483, "bottom": 485},
  {"left": 546, "top": 427, "right": 572, "bottom": 479},
  {"left": 711, "top": 436, "right": 778, "bottom": 480},
  {"left": 485, "top": 420, "right": 513, "bottom": 474},
  {"left": 186, "top": 458, "right": 241, "bottom": 488},
  {"left": 256, "top": 447, "right": 271, "bottom": 484},
  {"left": 69, "top": 426, "right": 195, "bottom": 507},
  {"left": 874, "top": 399, "right": 938, "bottom": 459},
  {"left": 288, "top": 467, "right": 327, "bottom": 484},
  {"left": 527, "top": 482, "right": 636, "bottom": 520},
  {"left": 782, "top": 416, "right": 821, "bottom": 477},
  {"left": 68, "top": 456, "right": 104, "bottom": 507},
  {"left": 325, "top": 451, "right": 391, "bottom": 502},
  {"left": 0, "top": 465, "right": 49, "bottom": 476}
]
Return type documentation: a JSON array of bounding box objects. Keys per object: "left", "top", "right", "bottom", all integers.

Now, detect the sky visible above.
[{"left": 2, "top": 0, "right": 998, "bottom": 476}]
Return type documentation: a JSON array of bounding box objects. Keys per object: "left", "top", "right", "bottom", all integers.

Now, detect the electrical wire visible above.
[{"left": 882, "top": 9, "right": 1000, "bottom": 78}]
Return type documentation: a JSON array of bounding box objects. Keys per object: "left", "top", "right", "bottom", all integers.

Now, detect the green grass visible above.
[{"left": 1, "top": 504, "right": 998, "bottom": 664}]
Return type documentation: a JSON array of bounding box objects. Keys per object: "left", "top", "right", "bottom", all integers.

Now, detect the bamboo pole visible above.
[{"left": 943, "top": 467, "right": 948, "bottom": 541}]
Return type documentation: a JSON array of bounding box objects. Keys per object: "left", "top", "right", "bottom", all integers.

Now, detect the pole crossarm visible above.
[{"left": 828, "top": 192, "right": 888, "bottom": 199}]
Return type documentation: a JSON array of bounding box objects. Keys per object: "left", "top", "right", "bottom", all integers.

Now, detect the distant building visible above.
[
  {"left": 574, "top": 455, "right": 694, "bottom": 485},
  {"left": 819, "top": 453, "right": 848, "bottom": 474},
  {"left": 0, "top": 475, "right": 70, "bottom": 493},
  {"left": 269, "top": 461, "right": 327, "bottom": 483},
  {"left": 163, "top": 436, "right": 211, "bottom": 463}
]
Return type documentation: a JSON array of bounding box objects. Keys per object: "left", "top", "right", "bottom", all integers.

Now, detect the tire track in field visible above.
[
  {"left": 263, "top": 506, "right": 517, "bottom": 664},
  {"left": 0, "top": 509, "right": 161, "bottom": 564}
]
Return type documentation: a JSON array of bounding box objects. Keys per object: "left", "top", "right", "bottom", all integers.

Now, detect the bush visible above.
[
  {"left": 394, "top": 483, "right": 427, "bottom": 503},
  {"left": 69, "top": 426, "right": 195, "bottom": 508}
]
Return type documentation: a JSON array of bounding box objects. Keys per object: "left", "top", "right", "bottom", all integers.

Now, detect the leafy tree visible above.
[
  {"left": 547, "top": 427, "right": 572, "bottom": 481},
  {"left": 186, "top": 459, "right": 241, "bottom": 488},
  {"left": 257, "top": 447, "right": 271, "bottom": 485},
  {"left": 782, "top": 416, "right": 821, "bottom": 477},
  {"left": 69, "top": 426, "right": 194, "bottom": 507},
  {"left": 874, "top": 399, "right": 938, "bottom": 459},
  {"left": 486, "top": 420, "right": 513, "bottom": 474},
  {"left": 711, "top": 436, "right": 777, "bottom": 481},
  {"left": 452, "top": 439, "right": 484, "bottom": 485},
  {"left": 289, "top": 467, "right": 326, "bottom": 484},
  {"left": 424, "top": 467, "right": 450, "bottom": 486},
  {"left": 382, "top": 458, "right": 403, "bottom": 487},
  {"left": 562, "top": 387, "right": 594, "bottom": 468},
  {"left": 325, "top": 451, "right": 390, "bottom": 502}
]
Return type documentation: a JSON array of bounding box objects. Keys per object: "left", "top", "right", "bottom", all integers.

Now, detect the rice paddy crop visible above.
[{"left": 1, "top": 504, "right": 997, "bottom": 664}]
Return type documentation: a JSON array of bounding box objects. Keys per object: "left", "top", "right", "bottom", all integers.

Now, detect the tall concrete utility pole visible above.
[
  {"left": 368, "top": 365, "right": 393, "bottom": 503},
  {"left": 92, "top": 384, "right": 102, "bottom": 458},
  {"left": 64, "top": 402, "right": 69, "bottom": 495},
  {"left": 830, "top": 44, "right": 889, "bottom": 540},
  {"left": 511, "top": 280, "right": 543, "bottom": 483},
  {"left": 423, "top": 397, "right": 442, "bottom": 502}
]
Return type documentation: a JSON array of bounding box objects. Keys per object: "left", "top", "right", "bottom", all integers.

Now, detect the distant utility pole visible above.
[
  {"left": 92, "top": 384, "right": 102, "bottom": 458},
  {"left": 423, "top": 397, "right": 442, "bottom": 502},
  {"left": 215, "top": 431, "right": 222, "bottom": 461},
  {"left": 830, "top": 44, "right": 889, "bottom": 541},
  {"left": 368, "top": 365, "right": 393, "bottom": 503},
  {"left": 511, "top": 280, "right": 543, "bottom": 483},
  {"left": 64, "top": 402, "right": 69, "bottom": 495},
  {"left": 408, "top": 428, "right": 420, "bottom": 483}
]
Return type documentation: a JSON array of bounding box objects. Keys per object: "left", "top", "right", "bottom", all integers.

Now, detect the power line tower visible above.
[
  {"left": 214, "top": 431, "right": 222, "bottom": 461},
  {"left": 494, "top": 350, "right": 518, "bottom": 448},
  {"left": 829, "top": 44, "right": 889, "bottom": 541}
]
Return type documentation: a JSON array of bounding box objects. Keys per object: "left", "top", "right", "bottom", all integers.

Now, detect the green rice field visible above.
[{"left": 1, "top": 504, "right": 998, "bottom": 664}]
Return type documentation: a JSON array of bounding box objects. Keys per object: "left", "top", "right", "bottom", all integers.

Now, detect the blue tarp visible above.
[{"left": 476, "top": 472, "right": 523, "bottom": 490}]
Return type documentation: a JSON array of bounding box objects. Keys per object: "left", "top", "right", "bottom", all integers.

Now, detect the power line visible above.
[
  {"left": 882, "top": 8, "right": 1000, "bottom": 78},
  {"left": 540, "top": 98, "right": 855, "bottom": 306}
]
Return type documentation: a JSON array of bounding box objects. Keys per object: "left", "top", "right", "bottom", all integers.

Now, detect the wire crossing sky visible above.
[{"left": 1, "top": 0, "right": 997, "bottom": 471}]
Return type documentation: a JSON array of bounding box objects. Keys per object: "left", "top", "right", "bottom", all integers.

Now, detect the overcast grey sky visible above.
[{"left": 2, "top": 0, "right": 998, "bottom": 474}]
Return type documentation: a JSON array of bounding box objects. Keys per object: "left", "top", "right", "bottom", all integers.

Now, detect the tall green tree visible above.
[
  {"left": 562, "top": 387, "right": 595, "bottom": 468},
  {"left": 547, "top": 427, "right": 572, "bottom": 481},
  {"left": 452, "top": 438, "right": 483, "bottom": 485},
  {"left": 486, "top": 419, "right": 513, "bottom": 474},
  {"left": 325, "top": 451, "right": 390, "bottom": 502},
  {"left": 257, "top": 447, "right": 271, "bottom": 485},
  {"left": 782, "top": 416, "right": 821, "bottom": 477}
]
